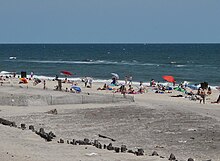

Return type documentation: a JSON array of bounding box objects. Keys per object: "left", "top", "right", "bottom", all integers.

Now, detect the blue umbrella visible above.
[{"left": 71, "top": 86, "right": 81, "bottom": 92}]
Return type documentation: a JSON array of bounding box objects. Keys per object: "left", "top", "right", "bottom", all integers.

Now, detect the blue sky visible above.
[{"left": 0, "top": 0, "right": 220, "bottom": 43}]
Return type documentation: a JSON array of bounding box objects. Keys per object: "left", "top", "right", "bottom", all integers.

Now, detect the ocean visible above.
[{"left": 0, "top": 44, "right": 219, "bottom": 86}]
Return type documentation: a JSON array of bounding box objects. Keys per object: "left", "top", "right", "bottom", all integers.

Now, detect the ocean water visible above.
[{"left": 0, "top": 44, "right": 219, "bottom": 86}]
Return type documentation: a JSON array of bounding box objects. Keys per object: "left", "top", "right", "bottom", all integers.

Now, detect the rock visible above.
[
  {"left": 169, "top": 153, "right": 176, "bottom": 160},
  {"left": 97, "top": 143, "right": 102, "bottom": 149},
  {"left": 107, "top": 143, "right": 114, "bottom": 150},
  {"left": 121, "top": 145, "right": 127, "bottom": 153},
  {"left": 39, "top": 128, "right": 45, "bottom": 134},
  {"left": 136, "top": 148, "right": 144, "bottom": 156},
  {"left": 11, "top": 122, "right": 16, "bottom": 127},
  {"left": 103, "top": 144, "right": 106, "bottom": 149},
  {"left": 48, "top": 131, "right": 56, "bottom": 138},
  {"left": 77, "top": 140, "right": 85, "bottom": 145},
  {"left": 21, "top": 123, "right": 26, "bottom": 130},
  {"left": 72, "top": 139, "right": 76, "bottom": 145},
  {"left": 0, "top": 118, "right": 16, "bottom": 127},
  {"left": 46, "top": 109, "right": 58, "bottom": 115},
  {"left": 84, "top": 138, "right": 90, "bottom": 145},
  {"left": 188, "top": 158, "right": 194, "bottom": 161},
  {"left": 115, "top": 147, "right": 120, "bottom": 153},
  {"left": 127, "top": 150, "right": 135, "bottom": 154},
  {"left": 67, "top": 140, "right": 69, "bottom": 144},
  {"left": 59, "top": 138, "right": 64, "bottom": 143},
  {"left": 29, "top": 125, "right": 35, "bottom": 131},
  {"left": 152, "top": 151, "right": 159, "bottom": 156}
]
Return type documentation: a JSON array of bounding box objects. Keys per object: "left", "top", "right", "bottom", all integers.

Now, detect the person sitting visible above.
[
  {"left": 138, "top": 82, "right": 145, "bottom": 94},
  {"left": 150, "top": 79, "right": 156, "bottom": 87},
  {"left": 127, "top": 85, "right": 135, "bottom": 94},
  {"left": 111, "top": 77, "right": 116, "bottom": 85},
  {"left": 97, "top": 83, "right": 107, "bottom": 90},
  {"left": 207, "top": 87, "right": 212, "bottom": 95},
  {"left": 211, "top": 94, "right": 220, "bottom": 104}
]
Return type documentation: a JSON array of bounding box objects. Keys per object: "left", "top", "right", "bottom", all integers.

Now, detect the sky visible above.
[{"left": 0, "top": 0, "right": 220, "bottom": 43}]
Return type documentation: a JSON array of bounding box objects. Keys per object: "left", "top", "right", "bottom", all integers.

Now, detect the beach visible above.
[{"left": 0, "top": 77, "right": 220, "bottom": 161}]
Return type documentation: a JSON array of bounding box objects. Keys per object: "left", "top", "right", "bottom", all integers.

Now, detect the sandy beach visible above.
[{"left": 0, "top": 77, "right": 220, "bottom": 161}]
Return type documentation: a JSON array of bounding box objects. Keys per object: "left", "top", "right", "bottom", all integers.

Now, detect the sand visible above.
[{"left": 0, "top": 77, "right": 220, "bottom": 161}]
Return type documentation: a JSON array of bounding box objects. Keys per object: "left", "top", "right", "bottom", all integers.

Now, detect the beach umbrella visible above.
[
  {"left": 111, "top": 73, "right": 119, "bottom": 79},
  {"left": 162, "top": 75, "right": 175, "bottom": 83},
  {"left": 71, "top": 86, "right": 81, "bottom": 92},
  {"left": 187, "top": 84, "right": 199, "bottom": 90},
  {"left": 60, "top": 70, "right": 72, "bottom": 76}
]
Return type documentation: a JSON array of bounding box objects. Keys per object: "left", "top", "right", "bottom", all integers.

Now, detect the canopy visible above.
[
  {"left": 162, "top": 75, "right": 175, "bottom": 83},
  {"left": 111, "top": 73, "right": 119, "bottom": 79},
  {"left": 60, "top": 71, "right": 72, "bottom": 76}
]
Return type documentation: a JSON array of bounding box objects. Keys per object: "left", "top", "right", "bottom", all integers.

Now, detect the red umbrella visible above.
[
  {"left": 162, "top": 75, "right": 175, "bottom": 83},
  {"left": 60, "top": 71, "right": 72, "bottom": 76}
]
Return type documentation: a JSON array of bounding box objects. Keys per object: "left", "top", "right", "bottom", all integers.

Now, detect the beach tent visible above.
[
  {"left": 60, "top": 70, "right": 72, "bottom": 76},
  {"left": 174, "top": 87, "right": 185, "bottom": 93},
  {"left": 162, "top": 75, "right": 175, "bottom": 83}
]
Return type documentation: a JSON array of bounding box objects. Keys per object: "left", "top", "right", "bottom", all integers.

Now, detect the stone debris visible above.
[
  {"left": 98, "top": 134, "right": 116, "bottom": 141},
  {"left": 21, "top": 123, "right": 26, "bottom": 130},
  {"left": 29, "top": 125, "right": 35, "bottom": 132},
  {"left": 121, "top": 145, "right": 127, "bottom": 153},
  {"left": 58, "top": 138, "right": 64, "bottom": 143},
  {"left": 46, "top": 109, "right": 58, "bottom": 115},
  {"left": 169, "top": 153, "right": 176, "bottom": 160},
  {"left": 152, "top": 151, "right": 159, "bottom": 156},
  {"left": 0, "top": 118, "right": 16, "bottom": 127},
  {"left": 135, "top": 148, "right": 144, "bottom": 156},
  {"left": 35, "top": 128, "right": 56, "bottom": 142}
]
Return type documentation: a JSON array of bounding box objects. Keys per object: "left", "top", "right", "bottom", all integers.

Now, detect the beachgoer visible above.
[
  {"left": 150, "top": 79, "right": 156, "bottom": 87},
  {"left": 111, "top": 77, "right": 116, "bottom": 85},
  {"left": 199, "top": 88, "right": 206, "bottom": 104},
  {"left": 120, "top": 85, "right": 126, "bottom": 97},
  {"left": 125, "top": 76, "right": 128, "bottom": 85},
  {"left": 55, "top": 75, "right": 58, "bottom": 80},
  {"left": 173, "top": 80, "right": 176, "bottom": 87},
  {"left": 207, "top": 87, "right": 212, "bottom": 95},
  {"left": 211, "top": 94, "right": 220, "bottom": 104},
  {"left": 30, "top": 72, "right": 34, "bottom": 78},
  {"left": 88, "top": 79, "right": 93, "bottom": 88},
  {"left": 128, "top": 75, "right": 132, "bottom": 85},
  {"left": 43, "top": 80, "right": 46, "bottom": 90},
  {"left": 84, "top": 77, "right": 88, "bottom": 87},
  {"left": 139, "top": 81, "right": 144, "bottom": 93},
  {"left": 97, "top": 83, "right": 107, "bottom": 90}
]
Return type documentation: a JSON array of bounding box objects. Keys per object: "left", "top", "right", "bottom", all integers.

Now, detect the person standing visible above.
[
  {"left": 43, "top": 80, "right": 46, "bottom": 90},
  {"left": 200, "top": 88, "right": 206, "bottom": 104},
  {"left": 124, "top": 76, "right": 128, "bottom": 85},
  {"left": 128, "top": 75, "right": 132, "bottom": 85}
]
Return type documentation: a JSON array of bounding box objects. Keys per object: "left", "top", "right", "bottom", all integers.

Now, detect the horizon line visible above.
[{"left": 0, "top": 42, "right": 220, "bottom": 45}]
